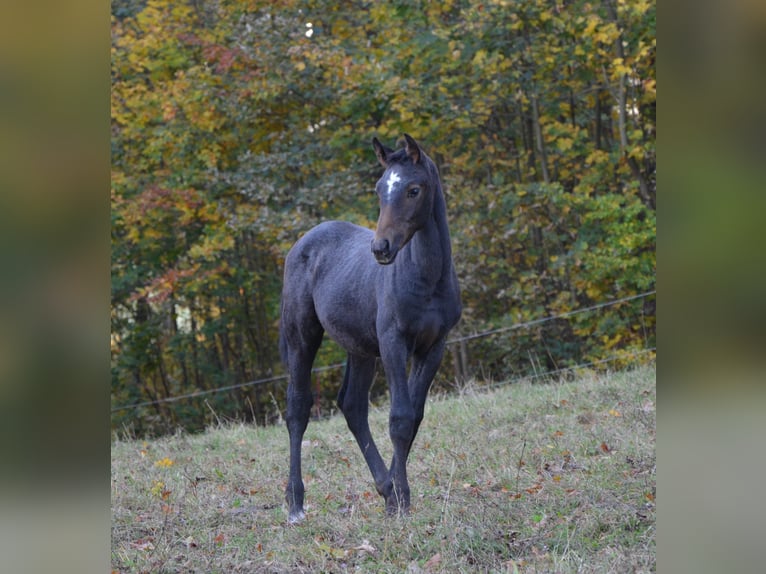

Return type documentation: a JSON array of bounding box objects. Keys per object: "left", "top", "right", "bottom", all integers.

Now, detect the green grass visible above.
[{"left": 111, "top": 363, "right": 655, "bottom": 573}]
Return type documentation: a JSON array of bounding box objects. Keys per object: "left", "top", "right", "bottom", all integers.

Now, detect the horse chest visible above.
[{"left": 387, "top": 291, "right": 448, "bottom": 349}]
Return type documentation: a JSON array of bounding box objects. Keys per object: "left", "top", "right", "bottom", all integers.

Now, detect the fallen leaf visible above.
[
  {"left": 424, "top": 553, "right": 442, "bottom": 572},
  {"left": 315, "top": 540, "right": 347, "bottom": 559},
  {"left": 183, "top": 535, "right": 197, "bottom": 549},
  {"left": 354, "top": 539, "right": 376, "bottom": 555},
  {"left": 130, "top": 538, "right": 154, "bottom": 551},
  {"left": 600, "top": 442, "right": 611, "bottom": 453},
  {"left": 525, "top": 483, "right": 543, "bottom": 495},
  {"left": 150, "top": 481, "right": 164, "bottom": 496}
]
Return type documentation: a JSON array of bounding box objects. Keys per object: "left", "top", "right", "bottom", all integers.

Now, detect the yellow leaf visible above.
[
  {"left": 584, "top": 16, "right": 599, "bottom": 36},
  {"left": 472, "top": 49, "right": 487, "bottom": 66},
  {"left": 557, "top": 138, "right": 574, "bottom": 152}
]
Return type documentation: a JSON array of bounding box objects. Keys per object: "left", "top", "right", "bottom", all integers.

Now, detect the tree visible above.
[{"left": 112, "top": 0, "right": 655, "bottom": 436}]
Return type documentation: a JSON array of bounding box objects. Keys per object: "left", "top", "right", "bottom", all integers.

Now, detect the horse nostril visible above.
[{"left": 371, "top": 238, "right": 389, "bottom": 257}]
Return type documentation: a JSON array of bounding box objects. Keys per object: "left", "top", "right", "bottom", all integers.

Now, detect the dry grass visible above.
[{"left": 112, "top": 363, "right": 655, "bottom": 573}]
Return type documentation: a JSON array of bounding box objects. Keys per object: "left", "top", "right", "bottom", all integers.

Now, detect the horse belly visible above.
[
  {"left": 318, "top": 304, "right": 379, "bottom": 357},
  {"left": 313, "top": 277, "right": 380, "bottom": 358}
]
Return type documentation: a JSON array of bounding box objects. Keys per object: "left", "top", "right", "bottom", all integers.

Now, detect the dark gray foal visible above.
[{"left": 279, "top": 134, "right": 461, "bottom": 523}]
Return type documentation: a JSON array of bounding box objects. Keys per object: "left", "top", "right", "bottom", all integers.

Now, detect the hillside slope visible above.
[{"left": 112, "top": 364, "right": 656, "bottom": 573}]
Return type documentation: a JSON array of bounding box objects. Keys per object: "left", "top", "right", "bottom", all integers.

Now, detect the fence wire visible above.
[{"left": 111, "top": 290, "right": 655, "bottom": 413}]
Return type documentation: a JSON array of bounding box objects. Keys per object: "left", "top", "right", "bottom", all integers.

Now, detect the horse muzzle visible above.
[{"left": 371, "top": 237, "right": 398, "bottom": 265}]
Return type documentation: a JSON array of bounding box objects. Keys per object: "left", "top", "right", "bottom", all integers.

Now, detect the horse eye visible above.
[{"left": 407, "top": 187, "right": 421, "bottom": 198}]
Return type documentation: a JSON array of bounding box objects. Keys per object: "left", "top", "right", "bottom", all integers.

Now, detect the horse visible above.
[{"left": 279, "top": 134, "right": 462, "bottom": 523}]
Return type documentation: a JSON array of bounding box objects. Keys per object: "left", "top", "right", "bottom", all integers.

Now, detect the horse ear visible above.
[
  {"left": 372, "top": 137, "right": 393, "bottom": 168},
  {"left": 403, "top": 133, "right": 421, "bottom": 164}
]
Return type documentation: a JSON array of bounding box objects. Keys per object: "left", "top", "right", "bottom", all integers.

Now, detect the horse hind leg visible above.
[
  {"left": 338, "top": 355, "right": 391, "bottom": 501},
  {"left": 282, "top": 312, "right": 324, "bottom": 524}
]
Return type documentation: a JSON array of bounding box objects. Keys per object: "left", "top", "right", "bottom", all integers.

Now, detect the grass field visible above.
[{"left": 111, "top": 363, "right": 655, "bottom": 573}]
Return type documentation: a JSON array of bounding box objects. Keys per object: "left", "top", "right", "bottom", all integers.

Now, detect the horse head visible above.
[{"left": 371, "top": 134, "right": 437, "bottom": 265}]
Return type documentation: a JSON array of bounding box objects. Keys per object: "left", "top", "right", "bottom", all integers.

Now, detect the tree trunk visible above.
[
  {"left": 531, "top": 95, "right": 550, "bottom": 184},
  {"left": 605, "top": 0, "right": 654, "bottom": 210}
]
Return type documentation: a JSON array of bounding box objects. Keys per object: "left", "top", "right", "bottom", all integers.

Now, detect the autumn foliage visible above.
[{"left": 111, "top": 0, "right": 655, "bottom": 435}]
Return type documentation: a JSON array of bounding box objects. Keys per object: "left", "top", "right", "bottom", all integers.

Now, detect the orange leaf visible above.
[{"left": 130, "top": 538, "right": 154, "bottom": 551}]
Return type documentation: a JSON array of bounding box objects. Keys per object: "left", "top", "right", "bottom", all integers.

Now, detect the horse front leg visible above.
[
  {"left": 380, "top": 341, "right": 415, "bottom": 516},
  {"left": 384, "top": 339, "right": 447, "bottom": 516},
  {"left": 405, "top": 339, "right": 447, "bottom": 460}
]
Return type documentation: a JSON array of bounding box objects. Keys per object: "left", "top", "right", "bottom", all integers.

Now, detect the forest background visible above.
[{"left": 111, "top": 0, "right": 655, "bottom": 437}]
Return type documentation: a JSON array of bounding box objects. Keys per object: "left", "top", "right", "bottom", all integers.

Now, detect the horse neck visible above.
[{"left": 399, "top": 181, "right": 453, "bottom": 285}]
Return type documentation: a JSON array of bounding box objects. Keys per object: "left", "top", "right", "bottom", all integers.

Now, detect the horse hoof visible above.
[
  {"left": 385, "top": 497, "right": 411, "bottom": 518},
  {"left": 288, "top": 509, "right": 306, "bottom": 525},
  {"left": 385, "top": 504, "right": 410, "bottom": 518}
]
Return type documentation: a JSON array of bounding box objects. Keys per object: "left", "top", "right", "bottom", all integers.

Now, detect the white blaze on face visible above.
[{"left": 385, "top": 170, "right": 401, "bottom": 200}]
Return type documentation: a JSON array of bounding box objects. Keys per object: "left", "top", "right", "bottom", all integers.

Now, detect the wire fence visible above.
[{"left": 111, "top": 290, "right": 655, "bottom": 415}]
